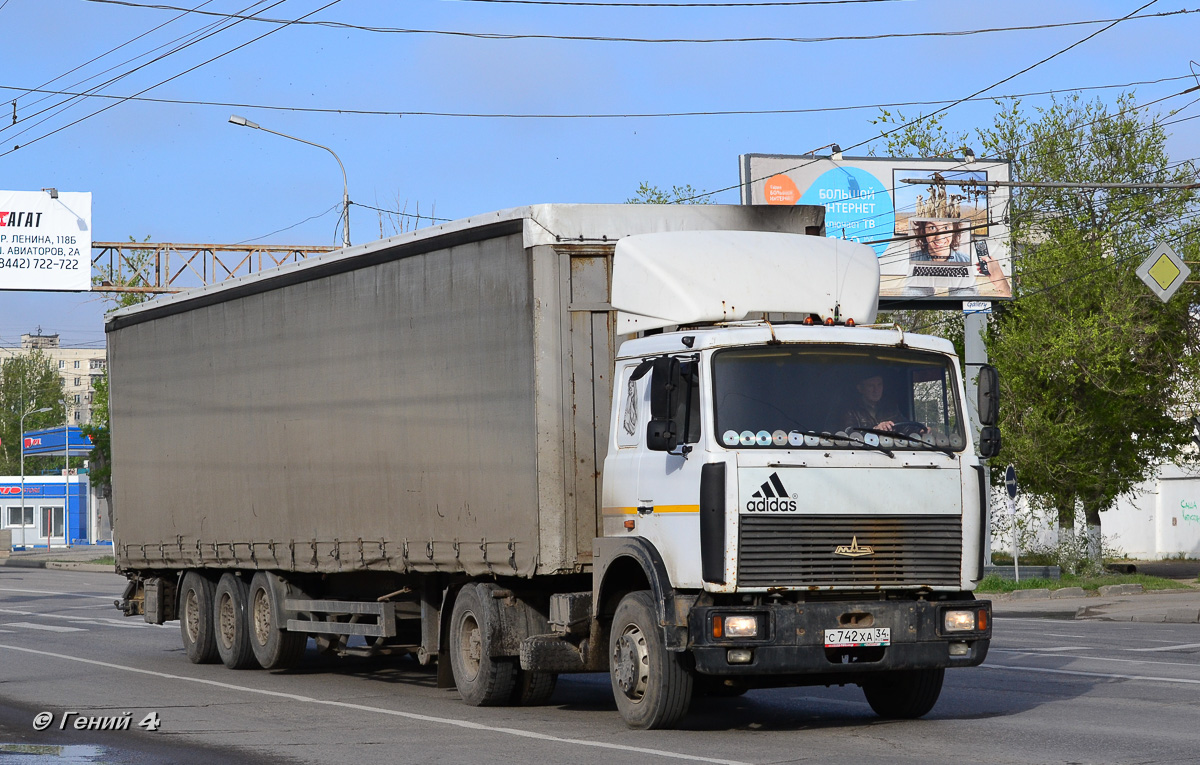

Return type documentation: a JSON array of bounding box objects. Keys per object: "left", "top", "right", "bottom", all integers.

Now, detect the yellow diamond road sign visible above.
[{"left": 1137, "top": 242, "right": 1190, "bottom": 303}]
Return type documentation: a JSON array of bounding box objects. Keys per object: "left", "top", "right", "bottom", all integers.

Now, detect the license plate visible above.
[{"left": 824, "top": 627, "right": 890, "bottom": 648}]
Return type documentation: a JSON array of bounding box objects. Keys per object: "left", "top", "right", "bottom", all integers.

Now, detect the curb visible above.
[{"left": 1, "top": 559, "right": 115, "bottom": 573}]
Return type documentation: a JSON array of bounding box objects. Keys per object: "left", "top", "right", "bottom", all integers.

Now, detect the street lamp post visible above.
[
  {"left": 19, "top": 406, "right": 51, "bottom": 550},
  {"left": 228, "top": 114, "right": 351, "bottom": 248}
]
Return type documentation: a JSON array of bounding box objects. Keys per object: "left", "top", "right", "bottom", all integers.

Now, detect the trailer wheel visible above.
[
  {"left": 510, "top": 669, "right": 558, "bottom": 706},
  {"left": 609, "top": 590, "right": 692, "bottom": 729},
  {"left": 248, "top": 572, "right": 307, "bottom": 670},
  {"left": 214, "top": 573, "right": 260, "bottom": 669},
  {"left": 448, "top": 583, "right": 516, "bottom": 706},
  {"left": 861, "top": 668, "right": 944, "bottom": 719},
  {"left": 179, "top": 572, "right": 219, "bottom": 664}
]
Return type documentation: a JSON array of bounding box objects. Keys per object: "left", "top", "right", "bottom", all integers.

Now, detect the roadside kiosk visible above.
[{"left": 1, "top": 427, "right": 94, "bottom": 549}]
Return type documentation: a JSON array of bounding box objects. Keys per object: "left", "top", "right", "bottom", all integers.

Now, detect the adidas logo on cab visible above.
[{"left": 745, "top": 472, "right": 798, "bottom": 512}]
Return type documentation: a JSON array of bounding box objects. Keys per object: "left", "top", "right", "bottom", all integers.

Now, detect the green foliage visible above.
[
  {"left": 80, "top": 373, "right": 110, "bottom": 499},
  {"left": 627, "top": 182, "right": 712, "bottom": 204},
  {"left": 93, "top": 236, "right": 156, "bottom": 310},
  {"left": 0, "top": 350, "right": 66, "bottom": 474},
  {"left": 976, "top": 572, "right": 1184, "bottom": 593},
  {"left": 981, "top": 94, "right": 1200, "bottom": 555},
  {"left": 868, "top": 108, "right": 973, "bottom": 159},
  {"left": 874, "top": 94, "right": 1200, "bottom": 563}
]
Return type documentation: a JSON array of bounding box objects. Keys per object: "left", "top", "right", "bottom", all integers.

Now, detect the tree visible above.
[
  {"left": 875, "top": 95, "right": 1200, "bottom": 568},
  {"left": 627, "top": 182, "right": 712, "bottom": 204},
  {"left": 0, "top": 350, "right": 66, "bottom": 475},
  {"left": 85, "top": 235, "right": 155, "bottom": 526}
]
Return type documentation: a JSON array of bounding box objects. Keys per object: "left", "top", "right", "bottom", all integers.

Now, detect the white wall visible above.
[{"left": 994, "top": 463, "right": 1200, "bottom": 560}]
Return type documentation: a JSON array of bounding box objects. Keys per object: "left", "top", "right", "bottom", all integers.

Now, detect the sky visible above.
[{"left": 0, "top": 0, "right": 1197, "bottom": 347}]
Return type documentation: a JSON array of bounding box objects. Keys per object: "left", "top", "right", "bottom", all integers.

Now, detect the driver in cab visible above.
[
  {"left": 842, "top": 374, "right": 901, "bottom": 431},
  {"left": 842, "top": 374, "right": 928, "bottom": 435}
]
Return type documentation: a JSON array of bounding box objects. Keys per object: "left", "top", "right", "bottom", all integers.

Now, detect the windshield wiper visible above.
[
  {"left": 861, "top": 428, "right": 956, "bottom": 458},
  {"left": 798, "top": 430, "right": 894, "bottom": 459}
]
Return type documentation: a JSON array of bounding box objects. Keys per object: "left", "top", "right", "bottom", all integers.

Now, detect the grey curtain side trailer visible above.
[{"left": 107, "top": 203, "right": 822, "bottom": 579}]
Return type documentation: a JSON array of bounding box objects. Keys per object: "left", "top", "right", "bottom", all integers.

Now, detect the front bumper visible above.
[{"left": 689, "top": 598, "right": 990, "bottom": 678}]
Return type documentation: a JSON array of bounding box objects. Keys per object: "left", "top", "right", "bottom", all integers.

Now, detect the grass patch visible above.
[
  {"left": 976, "top": 572, "right": 1186, "bottom": 594},
  {"left": 46, "top": 556, "right": 115, "bottom": 566}
]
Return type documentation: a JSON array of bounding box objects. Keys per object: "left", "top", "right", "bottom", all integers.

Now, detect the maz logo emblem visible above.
[{"left": 833, "top": 536, "right": 874, "bottom": 558}]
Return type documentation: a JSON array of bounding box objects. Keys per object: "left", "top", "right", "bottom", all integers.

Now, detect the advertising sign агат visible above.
[{"left": 0, "top": 190, "right": 92, "bottom": 292}]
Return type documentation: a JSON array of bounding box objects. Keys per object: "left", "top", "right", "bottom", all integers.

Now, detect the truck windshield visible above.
[{"left": 712, "top": 345, "right": 967, "bottom": 451}]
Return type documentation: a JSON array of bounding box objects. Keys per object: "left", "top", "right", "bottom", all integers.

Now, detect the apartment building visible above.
[{"left": 1, "top": 331, "right": 106, "bottom": 426}]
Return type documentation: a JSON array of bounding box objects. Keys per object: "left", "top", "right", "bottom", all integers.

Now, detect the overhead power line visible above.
[
  {"left": 0, "top": 0, "right": 345, "bottom": 158},
  {"left": 453, "top": 0, "right": 906, "bottom": 6},
  {"left": 675, "top": 0, "right": 1165, "bottom": 203},
  {"left": 80, "top": 0, "right": 1200, "bottom": 45},
  {"left": 1, "top": 0, "right": 287, "bottom": 141},
  {"left": 0, "top": 74, "right": 1190, "bottom": 120}
]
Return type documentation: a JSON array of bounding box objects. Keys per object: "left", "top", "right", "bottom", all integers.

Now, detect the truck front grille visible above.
[{"left": 737, "top": 514, "right": 962, "bottom": 588}]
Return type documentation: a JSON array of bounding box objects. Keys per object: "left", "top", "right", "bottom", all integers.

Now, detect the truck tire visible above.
[
  {"left": 510, "top": 669, "right": 558, "bottom": 706},
  {"left": 449, "top": 583, "right": 517, "bottom": 706},
  {"left": 214, "top": 573, "right": 260, "bottom": 670},
  {"left": 248, "top": 572, "right": 307, "bottom": 670},
  {"left": 861, "top": 668, "right": 944, "bottom": 719},
  {"left": 179, "top": 572, "right": 219, "bottom": 664},
  {"left": 609, "top": 590, "right": 693, "bottom": 729}
]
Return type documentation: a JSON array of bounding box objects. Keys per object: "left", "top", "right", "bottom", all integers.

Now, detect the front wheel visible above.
[
  {"left": 609, "top": 590, "right": 692, "bottom": 729},
  {"left": 861, "top": 668, "right": 944, "bottom": 719},
  {"left": 448, "top": 583, "right": 517, "bottom": 706}
]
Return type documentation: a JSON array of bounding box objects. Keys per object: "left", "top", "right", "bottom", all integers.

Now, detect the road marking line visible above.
[
  {"left": 5, "top": 622, "right": 87, "bottom": 633},
  {"left": 992, "top": 646, "right": 1090, "bottom": 652},
  {"left": 0, "top": 587, "right": 114, "bottom": 600},
  {"left": 982, "top": 663, "right": 1200, "bottom": 684},
  {"left": 1126, "top": 643, "right": 1200, "bottom": 652},
  {"left": 0, "top": 608, "right": 162, "bottom": 629},
  {"left": 990, "top": 650, "right": 1200, "bottom": 669},
  {"left": 0, "top": 644, "right": 751, "bottom": 765}
]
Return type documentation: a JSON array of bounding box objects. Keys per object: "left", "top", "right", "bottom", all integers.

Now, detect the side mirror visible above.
[
  {"left": 649, "top": 356, "right": 680, "bottom": 420},
  {"left": 977, "top": 364, "right": 999, "bottom": 426},
  {"left": 978, "top": 426, "right": 1001, "bottom": 458},
  {"left": 646, "top": 419, "right": 678, "bottom": 452},
  {"left": 646, "top": 356, "right": 682, "bottom": 451}
]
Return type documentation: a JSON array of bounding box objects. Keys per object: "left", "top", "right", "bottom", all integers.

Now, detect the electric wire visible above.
[
  {"left": 0, "top": 74, "right": 1191, "bottom": 121},
  {"left": 0, "top": 0, "right": 345, "bottom": 159},
  {"left": 0, "top": 0, "right": 288, "bottom": 143},
  {"left": 350, "top": 201, "right": 453, "bottom": 223},
  {"left": 236, "top": 201, "right": 342, "bottom": 244},
  {"left": 674, "top": 0, "right": 1166, "bottom": 204},
  {"left": 453, "top": 0, "right": 906, "bottom": 6},
  {"left": 9, "top": 0, "right": 220, "bottom": 116},
  {"left": 78, "top": 1, "right": 1198, "bottom": 45}
]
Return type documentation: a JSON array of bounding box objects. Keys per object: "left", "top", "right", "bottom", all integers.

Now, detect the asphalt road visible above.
[{"left": 3, "top": 568, "right": 1199, "bottom": 765}]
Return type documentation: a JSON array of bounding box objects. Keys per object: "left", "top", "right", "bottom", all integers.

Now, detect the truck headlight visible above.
[
  {"left": 943, "top": 610, "right": 976, "bottom": 632},
  {"left": 724, "top": 615, "right": 759, "bottom": 638}
]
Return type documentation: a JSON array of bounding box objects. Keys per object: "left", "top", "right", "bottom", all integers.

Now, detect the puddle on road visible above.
[{"left": 0, "top": 743, "right": 108, "bottom": 762}]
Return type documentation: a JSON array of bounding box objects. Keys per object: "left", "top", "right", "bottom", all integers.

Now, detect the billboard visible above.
[
  {"left": 740, "top": 155, "right": 1012, "bottom": 303},
  {"left": 0, "top": 190, "right": 92, "bottom": 292}
]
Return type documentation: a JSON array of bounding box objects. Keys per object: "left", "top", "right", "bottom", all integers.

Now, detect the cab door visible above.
[{"left": 632, "top": 356, "right": 705, "bottom": 589}]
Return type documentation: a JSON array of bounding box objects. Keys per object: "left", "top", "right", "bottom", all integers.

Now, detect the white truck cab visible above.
[{"left": 587, "top": 229, "right": 996, "bottom": 728}]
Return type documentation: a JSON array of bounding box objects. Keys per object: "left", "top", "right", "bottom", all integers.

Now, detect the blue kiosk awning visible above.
[{"left": 23, "top": 427, "right": 95, "bottom": 457}]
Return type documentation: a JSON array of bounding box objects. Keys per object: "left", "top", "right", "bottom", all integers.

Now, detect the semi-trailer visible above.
[{"left": 110, "top": 203, "right": 996, "bottom": 729}]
